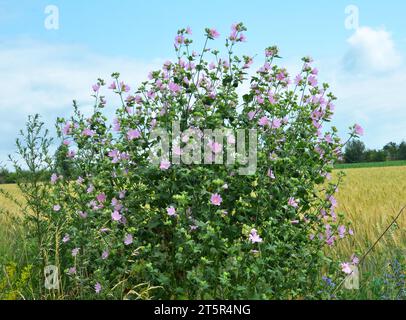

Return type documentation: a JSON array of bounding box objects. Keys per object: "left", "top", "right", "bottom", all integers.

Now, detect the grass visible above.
[{"left": 334, "top": 160, "right": 406, "bottom": 169}]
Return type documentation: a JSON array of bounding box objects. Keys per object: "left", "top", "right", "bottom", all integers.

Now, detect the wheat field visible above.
[
  {"left": 1, "top": 167, "right": 405, "bottom": 293},
  {"left": 334, "top": 166, "right": 406, "bottom": 260}
]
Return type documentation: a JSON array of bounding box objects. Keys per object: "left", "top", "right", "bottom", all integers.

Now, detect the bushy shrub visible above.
[{"left": 11, "top": 23, "right": 362, "bottom": 299}]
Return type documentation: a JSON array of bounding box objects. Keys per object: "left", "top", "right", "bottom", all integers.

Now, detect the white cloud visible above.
[
  {"left": 0, "top": 39, "right": 162, "bottom": 168},
  {"left": 343, "top": 26, "right": 402, "bottom": 73}
]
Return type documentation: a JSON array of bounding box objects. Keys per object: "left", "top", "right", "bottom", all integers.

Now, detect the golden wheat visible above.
[{"left": 334, "top": 166, "right": 406, "bottom": 259}]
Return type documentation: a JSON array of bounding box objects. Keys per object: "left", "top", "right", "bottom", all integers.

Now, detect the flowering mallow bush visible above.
[{"left": 14, "top": 23, "right": 363, "bottom": 299}]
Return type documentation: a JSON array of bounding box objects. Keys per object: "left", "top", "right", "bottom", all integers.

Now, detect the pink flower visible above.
[
  {"left": 160, "top": 159, "right": 171, "bottom": 170},
  {"left": 268, "top": 92, "right": 276, "bottom": 104},
  {"left": 308, "top": 75, "right": 318, "bottom": 87},
  {"left": 329, "top": 195, "right": 338, "bottom": 208},
  {"left": 290, "top": 220, "right": 300, "bottom": 224},
  {"left": 294, "top": 74, "right": 302, "bottom": 85},
  {"left": 227, "top": 135, "right": 236, "bottom": 144},
  {"left": 68, "top": 267, "right": 76, "bottom": 275},
  {"left": 208, "top": 28, "right": 220, "bottom": 38},
  {"left": 239, "top": 33, "right": 247, "bottom": 42},
  {"left": 87, "top": 184, "right": 94, "bottom": 193},
  {"left": 168, "top": 82, "right": 181, "bottom": 93},
  {"left": 258, "top": 116, "right": 270, "bottom": 127},
  {"left": 108, "top": 82, "right": 116, "bottom": 90},
  {"left": 92, "top": 84, "right": 100, "bottom": 92},
  {"left": 210, "top": 193, "right": 222, "bottom": 206},
  {"left": 271, "top": 118, "right": 282, "bottom": 129},
  {"left": 247, "top": 111, "right": 256, "bottom": 120},
  {"left": 95, "top": 282, "right": 102, "bottom": 294},
  {"left": 120, "top": 82, "right": 130, "bottom": 92},
  {"left": 71, "top": 248, "right": 80, "bottom": 257},
  {"left": 111, "top": 210, "right": 122, "bottom": 221},
  {"left": 208, "top": 141, "right": 222, "bottom": 154},
  {"left": 351, "top": 254, "right": 359, "bottom": 265},
  {"left": 173, "top": 145, "right": 183, "bottom": 156},
  {"left": 354, "top": 124, "right": 364, "bottom": 136},
  {"left": 288, "top": 197, "right": 299, "bottom": 208},
  {"left": 186, "top": 26, "right": 192, "bottom": 35},
  {"left": 78, "top": 211, "right": 87, "bottom": 219},
  {"left": 82, "top": 128, "right": 95, "bottom": 137},
  {"left": 338, "top": 225, "right": 346, "bottom": 238},
  {"left": 256, "top": 95, "right": 264, "bottom": 104},
  {"left": 267, "top": 168, "right": 275, "bottom": 179},
  {"left": 341, "top": 262, "right": 353, "bottom": 274},
  {"left": 113, "top": 118, "right": 121, "bottom": 131},
  {"left": 101, "top": 250, "right": 109, "bottom": 260},
  {"left": 63, "top": 122, "right": 71, "bottom": 135},
  {"left": 167, "top": 206, "right": 177, "bottom": 216},
  {"left": 62, "top": 234, "right": 70, "bottom": 243},
  {"left": 50, "top": 173, "right": 58, "bottom": 184},
  {"left": 53, "top": 204, "right": 61, "bottom": 212},
  {"left": 97, "top": 193, "right": 106, "bottom": 203},
  {"left": 175, "top": 34, "right": 185, "bottom": 45},
  {"left": 127, "top": 129, "right": 141, "bottom": 140},
  {"left": 124, "top": 234, "right": 133, "bottom": 245},
  {"left": 249, "top": 229, "right": 263, "bottom": 243}
]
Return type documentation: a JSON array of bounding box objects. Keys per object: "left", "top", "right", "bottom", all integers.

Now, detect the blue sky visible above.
[{"left": 1, "top": 0, "right": 406, "bottom": 167}]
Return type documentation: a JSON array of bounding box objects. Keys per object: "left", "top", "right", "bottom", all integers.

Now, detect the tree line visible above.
[
  {"left": 1, "top": 143, "right": 75, "bottom": 184},
  {"left": 343, "top": 140, "right": 406, "bottom": 163}
]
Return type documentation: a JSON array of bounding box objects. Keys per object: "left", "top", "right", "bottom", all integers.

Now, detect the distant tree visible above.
[
  {"left": 344, "top": 139, "right": 366, "bottom": 163},
  {"left": 398, "top": 141, "right": 406, "bottom": 160},
  {"left": 54, "top": 143, "right": 75, "bottom": 178},
  {"left": 364, "top": 149, "right": 386, "bottom": 162},
  {"left": 0, "top": 167, "right": 7, "bottom": 184},
  {"left": 383, "top": 142, "right": 399, "bottom": 161}
]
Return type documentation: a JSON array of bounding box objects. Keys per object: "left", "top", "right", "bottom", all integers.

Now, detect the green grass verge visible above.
[{"left": 334, "top": 160, "right": 406, "bottom": 170}]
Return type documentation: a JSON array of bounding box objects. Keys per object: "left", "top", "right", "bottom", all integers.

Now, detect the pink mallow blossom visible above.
[
  {"left": 95, "top": 282, "right": 102, "bottom": 294},
  {"left": 354, "top": 124, "right": 364, "bottom": 136},
  {"left": 208, "top": 28, "right": 220, "bottom": 38},
  {"left": 210, "top": 193, "right": 223, "bottom": 206},
  {"left": 101, "top": 250, "right": 109, "bottom": 260},
  {"left": 127, "top": 129, "right": 141, "bottom": 140},
  {"left": 249, "top": 229, "right": 263, "bottom": 243},
  {"left": 340, "top": 262, "right": 353, "bottom": 274},
  {"left": 62, "top": 234, "right": 70, "bottom": 243},
  {"left": 288, "top": 197, "right": 299, "bottom": 208},
  {"left": 160, "top": 159, "right": 171, "bottom": 170},
  {"left": 167, "top": 206, "right": 177, "bottom": 216},
  {"left": 50, "top": 173, "right": 58, "bottom": 184},
  {"left": 111, "top": 211, "right": 122, "bottom": 221},
  {"left": 124, "top": 234, "right": 133, "bottom": 245},
  {"left": 71, "top": 248, "right": 80, "bottom": 257}
]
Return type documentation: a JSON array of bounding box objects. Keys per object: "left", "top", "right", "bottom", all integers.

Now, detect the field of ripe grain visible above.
[
  {"left": 0, "top": 184, "right": 28, "bottom": 262},
  {"left": 333, "top": 166, "right": 406, "bottom": 260},
  {"left": 1, "top": 167, "right": 405, "bottom": 297}
]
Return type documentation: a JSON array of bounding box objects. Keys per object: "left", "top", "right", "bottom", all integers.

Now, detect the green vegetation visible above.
[{"left": 335, "top": 160, "right": 406, "bottom": 169}]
